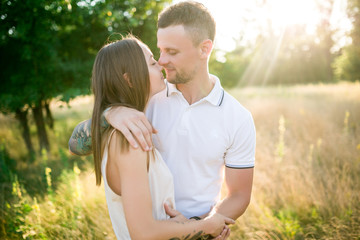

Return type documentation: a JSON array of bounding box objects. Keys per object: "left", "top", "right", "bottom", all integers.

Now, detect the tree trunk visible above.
[
  {"left": 15, "top": 108, "right": 35, "bottom": 159},
  {"left": 44, "top": 100, "right": 54, "bottom": 129},
  {"left": 32, "top": 102, "right": 50, "bottom": 153}
]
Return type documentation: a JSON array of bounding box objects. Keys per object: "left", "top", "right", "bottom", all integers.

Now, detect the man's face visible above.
[{"left": 157, "top": 25, "right": 201, "bottom": 84}]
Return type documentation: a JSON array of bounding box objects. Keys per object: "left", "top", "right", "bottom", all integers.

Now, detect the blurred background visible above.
[{"left": 0, "top": 0, "right": 359, "bottom": 239}]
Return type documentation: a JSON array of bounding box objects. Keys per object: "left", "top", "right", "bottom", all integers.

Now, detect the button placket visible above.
[{"left": 178, "top": 107, "right": 190, "bottom": 135}]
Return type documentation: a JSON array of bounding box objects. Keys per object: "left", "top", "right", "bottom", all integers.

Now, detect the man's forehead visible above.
[
  {"left": 157, "top": 25, "right": 192, "bottom": 48},
  {"left": 157, "top": 40, "right": 179, "bottom": 50}
]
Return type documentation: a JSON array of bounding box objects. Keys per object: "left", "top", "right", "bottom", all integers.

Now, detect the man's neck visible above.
[{"left": 176, "top": 73, "right": 215, "bottom": 105}]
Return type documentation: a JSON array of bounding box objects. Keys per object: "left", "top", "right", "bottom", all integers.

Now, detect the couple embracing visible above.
[{"left": 69, "top": 1, "right": 256, "bottom": 239}]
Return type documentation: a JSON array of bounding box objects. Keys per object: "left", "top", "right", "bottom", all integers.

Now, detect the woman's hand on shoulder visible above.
[{"left": 106, "top": 106, "right": 156, "bottom": 151}]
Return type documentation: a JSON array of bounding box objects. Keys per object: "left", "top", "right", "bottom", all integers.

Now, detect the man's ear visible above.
[
  {"left": 123, "top": 73, "right": 133, "bottom": 87},
  {"left": 199, "top": 39, "right": 213, "bottom": 59}
]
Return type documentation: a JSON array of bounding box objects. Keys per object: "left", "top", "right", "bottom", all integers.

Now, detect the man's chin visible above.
[
  {"left": 166, "top": 78, "right": 176, "bottom": 84},
  {"left": 165, "top": 75, "right": 177, "bottom": 84},
  {"left": 166, "top": 73, "right": 191, "bottom": 84}
]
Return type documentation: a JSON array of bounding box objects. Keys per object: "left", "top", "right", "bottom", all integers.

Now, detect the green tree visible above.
[
  {"left": 210, "top": 0, "right": 338, "bottom": 87},
  {"left": 0, "top": 0, "right": 61, "bottom": 154},
  {"left": 0, "top": 0, "right": 170, "bottom": 156},
  {"left": 333, "top": 0, "right": 360, "bottom": 81},
  {"left": 209, "top": 46, "right": 251, "bottom": 88}
]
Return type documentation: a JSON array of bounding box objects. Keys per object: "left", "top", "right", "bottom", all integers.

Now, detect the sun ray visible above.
[{"left": 239, "top": 26, "right": 286, "bottom": 87}]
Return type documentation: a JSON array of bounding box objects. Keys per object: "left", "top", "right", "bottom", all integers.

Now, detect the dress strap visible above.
[{"left": 106, "top": 128, "right": 117, "bottom": 147}]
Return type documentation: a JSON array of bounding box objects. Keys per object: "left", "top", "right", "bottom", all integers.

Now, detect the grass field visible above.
[{"left": 1, "top": 82, "right": 359, "bottom": 239}]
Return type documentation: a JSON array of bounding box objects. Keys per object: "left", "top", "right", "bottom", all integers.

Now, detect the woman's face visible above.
[{"left": 141, "top": 44, "right": 165, "bottom": 98}]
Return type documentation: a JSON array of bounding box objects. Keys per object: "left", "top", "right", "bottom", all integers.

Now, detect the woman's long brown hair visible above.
[{"left": 91, "top": 36, "right": 150, "bottom": 186}]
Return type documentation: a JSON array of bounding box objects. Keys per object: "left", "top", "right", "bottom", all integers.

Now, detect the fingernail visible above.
[
  {"left": 145, "top": 146, "right": 150, "bottom": 151},
  {"left": 134, "top": 144, "right": 138, "bottom": 148}
]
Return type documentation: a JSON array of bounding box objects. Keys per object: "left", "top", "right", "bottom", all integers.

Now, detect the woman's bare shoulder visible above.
[{"left": 108, "top": 130, "right": 147, "bottom": 165}]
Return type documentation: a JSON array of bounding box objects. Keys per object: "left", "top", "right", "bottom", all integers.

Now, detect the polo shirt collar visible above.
[
  {"left": 203, "top": 75, "right": 225, "bottom": 107},
  {"left": 166, "top": 80, "right": 182, "bottom": 97},
  {"left": 165, "top": 74, "right": 225, "bottom": 107}
]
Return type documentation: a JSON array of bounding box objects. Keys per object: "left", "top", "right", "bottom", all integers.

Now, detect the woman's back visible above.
[{"left": 101, "top": 130, "right": 175, "bottom": 239}]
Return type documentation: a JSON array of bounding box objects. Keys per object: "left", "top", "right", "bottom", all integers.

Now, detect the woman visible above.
[{"left": 90, "top": 36, "right": 234, "bottom": 240}]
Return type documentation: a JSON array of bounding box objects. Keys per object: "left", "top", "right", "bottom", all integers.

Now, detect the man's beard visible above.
[{"left": 167, "top": 68, "right": 196, "bottom": 84}]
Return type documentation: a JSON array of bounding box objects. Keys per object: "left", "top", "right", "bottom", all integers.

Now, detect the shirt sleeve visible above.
[{"left": 225, "top": 111, "right": 256, "bottom": 169}]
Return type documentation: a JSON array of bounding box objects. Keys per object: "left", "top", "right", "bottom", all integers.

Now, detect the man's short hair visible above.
[{"left": 158, "top": 1, "right": 216, "bottom": 46}]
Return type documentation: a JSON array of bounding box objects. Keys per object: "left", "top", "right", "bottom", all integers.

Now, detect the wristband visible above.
[{"left": 189, "top": 216, "right": 201, "bottom": 220}]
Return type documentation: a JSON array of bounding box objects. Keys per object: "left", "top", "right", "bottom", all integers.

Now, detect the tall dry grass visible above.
[
  {"left": 1, "top": 82, "right": 359, "bottom": 239},
  {"left": 228, "top": 81, "right": 360, "bottom": 239}
]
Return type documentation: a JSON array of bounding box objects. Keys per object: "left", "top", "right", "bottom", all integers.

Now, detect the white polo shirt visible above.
[{"left": 146, "top": 75, "right": 256, "bottom": 218}]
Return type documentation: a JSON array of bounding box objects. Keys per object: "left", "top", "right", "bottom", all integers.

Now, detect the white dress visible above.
[{"left": 101, "top": 131, "right": 176, "bottom": 239}]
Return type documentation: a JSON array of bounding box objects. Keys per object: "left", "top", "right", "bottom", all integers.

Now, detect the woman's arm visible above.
[{"left": 108, "top": 132, "right": 233, "bottom": 240}]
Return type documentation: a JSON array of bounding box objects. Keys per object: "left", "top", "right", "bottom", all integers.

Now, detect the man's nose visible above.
[{"left": 158, "top": 53, "right": 168, "bottom": 66}]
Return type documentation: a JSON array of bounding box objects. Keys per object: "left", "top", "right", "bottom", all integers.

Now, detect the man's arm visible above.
[
  {"left": 68, "top": 110, "right": 112, "bottom": 155},
  {"left": 208, "top": 111, "right": 255, "bottom": 220},
  {"left": 192, "top": 168, "right": 252, "bottom": 240},
  {"left": 69, "top": 106, "right": 155, "bottom": 155},
  {"left": 212, "top": 167, "right": 254, "bottom": 220},
  {"left": 68, "top": 119, "right": 93, "bottom": 156}
]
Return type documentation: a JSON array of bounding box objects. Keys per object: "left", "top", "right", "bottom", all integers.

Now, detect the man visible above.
[{"left": 69, "top": 1, "right": 255, "bottom": 238}]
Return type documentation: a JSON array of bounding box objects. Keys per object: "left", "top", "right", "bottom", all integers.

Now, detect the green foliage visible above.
[
  {"left": 3, "top": 175, "right": 41, "bottom": 239},
  {"left": 101, "top": 0, "right": 172, "bottom": 59},
  {"left": 1, "top": 0, "right": 61, "bottom": 111},
  {"left": 2, "top": 163, "right": 112, "bottom": 239},
  {"left": 209, "top": 47, "right": 251, "bottom": 88},
  {"left": 0, "top": 0, "right": 170, "bottom": 155},
  {"left": 210, "top": 23, "right": 336, "bottom": 87},
  {"left": 0, "top": 139, "right": 16, "bottom": 183},
  {"left": 59, "top": 147, "right": 69, "bottom": 169},
  {"left": 0, "top": 0, "right": 171, "bottom": 110},
  {"left": 210, "top": 0, "right": 340, "bottom": 87},
  {"left": 334, "top": 45, "right": 360, "bottom": 81},
  {"left": 275, "top": 209, "right": 303, "bottom": 239},
  {"left": 333, "top": 0, "right": 360, "bottom": 82}
]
